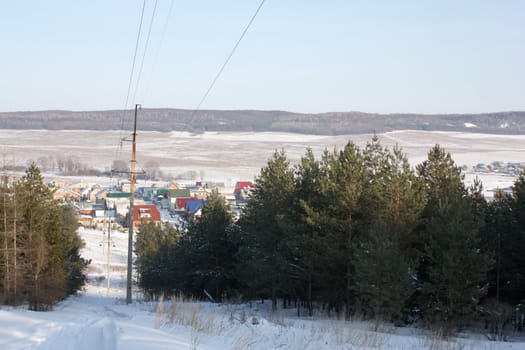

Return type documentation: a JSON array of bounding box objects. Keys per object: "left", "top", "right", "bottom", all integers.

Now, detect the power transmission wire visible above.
[
  {"left": 124, "top": 0, "right": 147, "bottom": 113},
  {"left": 131, "top": 0, "right": 159, "bottom": 106},
  {"left": 142, "top": 0, "right": 175, "bottom": 104},
  {"left": 194, "top": 0, "right": 267, "bottom": 113},
  {"left": 113, "top": 0, "right": 147, "bottom": 168},
  {"left": 164, "top": 0, "right": 267, "bottom": 159}
]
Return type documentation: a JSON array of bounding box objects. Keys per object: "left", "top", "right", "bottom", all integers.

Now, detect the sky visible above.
[{"left": 1, "top": 0, "right": 524, "bottom": 114}]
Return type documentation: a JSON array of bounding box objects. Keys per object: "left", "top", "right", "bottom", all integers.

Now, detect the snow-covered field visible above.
[
  {"left": 1, "top": 227, "right": 524, "bottom": 350},
  {"left": 1, "top": 129, "right": 524, "bottom": 193}
]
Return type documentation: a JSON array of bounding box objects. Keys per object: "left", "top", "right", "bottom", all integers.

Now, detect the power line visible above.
[
  {"left": 142, "top": 0, "right": 175, "bottom": 104},
  {"left": 193, "top": 0, "right": 267, "bottom": 113},
  {"left": 131, "top": 0, "right": 159, "bottom": 106},
  {"left": 114, "top": 0, "right": 147, "bottom": 167},
  {"left": 124, "top": 0, "right": 147, "bottom": 113},
  {"left": 164, "top": 0, "right": 267, "bottom": 159}
]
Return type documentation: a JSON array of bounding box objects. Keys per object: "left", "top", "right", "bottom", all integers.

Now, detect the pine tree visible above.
[
  {"left": 500, "top": 171, "right": 525, "bottom": 302},
  {"left": 481, "top": 190, "right": 517, "bottom": 302},
  {"left": 292, "top": 148, "right": 330, "bottom": 315},
  {"left": 353, "top": 220, "right": 411, "bottom": 320},
  {"left": 415, "top": 145, "right": 489, "bottom": 328},
  {"left": 183, "top": 189, "right": 238, "bottom": 301},
  {"left": 135, "top": 221, "right": 179, "bottom": 298},
  {"left": 317, "top": 142, "right": 368, "bottom": 317},
  {"left": 0, "top": 175, "right": 14, "bottom": 304},
  {"left": 352, "top": 138, "right": 422, "bottom": 320},
  {"left": 238, "top": 150, "right": 295, "bottom": 311},
  {"left": 16, "top": 163, "right": 53, "bottom": 309},
  {"left": 0, "top": 164, "right": 88, "bottom": 309}
]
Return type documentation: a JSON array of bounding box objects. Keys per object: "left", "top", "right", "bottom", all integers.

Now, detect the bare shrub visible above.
[{"left": 481, "top": 299, "right": 513, "bottom": 341}]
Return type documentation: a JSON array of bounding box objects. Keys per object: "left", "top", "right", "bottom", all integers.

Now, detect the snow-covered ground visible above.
[
  {"left": 1, "top": 129, "right": 525, "bottom": 348},
  {"left": 1, "top": 227, "right": 525, "bottom": 350},
  {"left": 2, "top": 129, "right": 524, "bottom": 188}
]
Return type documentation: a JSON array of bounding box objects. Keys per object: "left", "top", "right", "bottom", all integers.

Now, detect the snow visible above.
[
  {"left": 464, "top": 122, "right": 478, "bottom": 128},
  {"left": 3, "top": 129, "right": 525, "bottom": 191},
  {"left": 2, "top": 129, "right": 525, "bottom": 348},
  {"left": 0, "top": 226, "right": 524, "bottom": 349}
]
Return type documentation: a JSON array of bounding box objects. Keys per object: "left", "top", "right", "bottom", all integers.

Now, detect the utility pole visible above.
[
  {"left": 100, "top": 208, "right": 113, "bottom": 296},
  {"left": 106, "top": 215, "right": 112, "bottom": 297},
  {"left": 126, "top": 103, "right": 140, "bottom": 304}
]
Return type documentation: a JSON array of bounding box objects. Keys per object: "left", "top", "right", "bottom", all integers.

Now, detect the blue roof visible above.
[{"left": 185, "top": 200, "right": 207, "bottom": 214}]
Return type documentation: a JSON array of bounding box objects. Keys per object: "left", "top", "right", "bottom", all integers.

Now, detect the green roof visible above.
[
  {"left": 169, "top": 189, "right": 191, "bottom": 198},
  {"left": 107, "top": 192, "right": 131, "bottom": 198}
]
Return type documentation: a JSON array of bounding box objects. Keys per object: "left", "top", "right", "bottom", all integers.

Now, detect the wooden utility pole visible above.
[
  {"left": 126, "top": 103, "right": 140, "bottom": 304},
  {"left": 106, "top": 215, "right": 112, "bottom": 297}
]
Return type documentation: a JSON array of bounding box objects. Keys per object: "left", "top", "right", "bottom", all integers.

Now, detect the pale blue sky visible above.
[{"left": 1, "top": 1, "right": 524, "bottom": 114}]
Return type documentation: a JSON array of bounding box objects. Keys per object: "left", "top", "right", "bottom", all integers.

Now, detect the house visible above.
[
  {"left": 106, "top": 192, "right": 131, "bottom": 216},
  {"left": 155, "top": 189, "right": 171, "bottom": 209},
  {"left": 191, "top": 187, "right": 210, "bottom": 199},
  {"left": 70, "top": 181, "right": 94, "bottom": 192},
  {"left": 121, "top": 180, "right": 131, "bottom": 193},
  {"left": 92, "top": 204, "right": 106, "bottom": 220},
  {"left": 234, "top": 181, "right": 254, "bottom": 200},
  {"left": 77, "top": 209, "right": 94, "bottom": 227},
  {"left": 185, "top": 200, "right": 207, "bottom": 216},
  {"left": 52, "top": 187, "right": 81, "bottom": 202},
  {"left": 156, "top": 188, "right": 169, "bottom": 200},
  {"left": 139, "top": 187, "right": 156, "bottom": 201},
  {"left": 92, "top": 188, "right": 109, "bottom": 203},
  {"left": 176, "top": 197, "right": 200, "bottom": 210},
  {"left": 80, "top": 184, "right": 100, "bottom": 200},
  {"left": 169, "top": 188, "right": 191, "bottom": 209},
  {"left": 132, "top": 204, "right": 161, "bottom": 230},
  {"left": 197, "top": 181, "right": 225, "bottom": 190}
]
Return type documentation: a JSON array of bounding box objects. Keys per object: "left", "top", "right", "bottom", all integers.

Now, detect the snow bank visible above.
[{"left": 34, "top": 318, "right": 117, "bottom": 350}]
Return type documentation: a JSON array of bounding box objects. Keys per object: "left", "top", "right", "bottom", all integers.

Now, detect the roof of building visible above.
[
  {"left": 234, "top": 181, "right": 254, "bottom": 193},
  {"left": 132, "top": 204, "right": 161, "bottom": 222},
  {"left": 107, "top": 192, "right": 131, "bottom": 198},
  {"left": 169, "top": 188, "right": 191, "bottom": 198},
  {"left": 186, "top": 200, "right": 207, "bottom": 214}
]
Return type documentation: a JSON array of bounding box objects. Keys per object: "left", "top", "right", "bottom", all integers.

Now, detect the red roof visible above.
[
  {"left": 234, "top": 181, "right": 253, "bottom": 194},
  {"left": 176, "top": 197, "right": 199, "bottom": 209},
  {"left": 132, "top": 205, "right": 161, "bottom": 223}
]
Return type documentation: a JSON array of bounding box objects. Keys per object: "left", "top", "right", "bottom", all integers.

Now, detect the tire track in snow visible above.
[{"left": 34, "top": 318, "right": 117, "bottom": 350}]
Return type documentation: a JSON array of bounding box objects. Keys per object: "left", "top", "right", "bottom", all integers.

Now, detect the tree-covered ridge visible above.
[
  {"left": 1, "top": 109, "right": 525, "bottom": 135},
  {"left": 0, "top": 164, "right": 89, "bottom": 310},
  {"left": 134, "top": 138, "right": 525, "bottom": 331}
]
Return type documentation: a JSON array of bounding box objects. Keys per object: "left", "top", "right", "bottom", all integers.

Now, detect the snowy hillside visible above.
[{"left": 1, "top": 227, "right": 524, "bottom": 350}]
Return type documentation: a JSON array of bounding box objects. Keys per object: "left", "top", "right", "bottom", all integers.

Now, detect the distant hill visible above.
[{"left": 1, "top": 109, "right": 524, "bottom": 135}]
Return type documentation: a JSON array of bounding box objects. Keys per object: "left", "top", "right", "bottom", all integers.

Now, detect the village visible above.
[
  {"left": 461, "top": 160, "right": 525, "bottom": 176},
  {"left": 51, "top": 177, "right": 255, "bottom": 232},
  {"left": 47, "top": 159, "right": 525, "bottom": 233}
]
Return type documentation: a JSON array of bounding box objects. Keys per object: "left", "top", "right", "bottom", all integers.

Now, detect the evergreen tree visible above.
[
  {"left": 415, "top": 146, "right": 489, "bottom": 327},
  {"left": 481, "top": 190, "right": 517, "bottom": 302},
  {"left": 0, "top": 175, "right": 16, "bottom": 304},
  {"left": 353, "top": 220, "right": 411, "bottom": 320},
  {"left": 238, "top": 150, "right": 295, "bottom": 311},
  {"left": 316, "top": 142, "right": 368, "bottom": 317},
  {"left": 135, "top": 221, "right": 179, "bottom": 298},
  {"left": 182, "top": 189, "right": 238, "bottom": 301},
  {"left": 0, "top": 164, "right": 87, "bottom": 309},
  {"left": 498, "top": 171, "right": 525, "bottom": 302},
  {"left": 292, "top": 148, "right": 331, "bottom": 315},
  {"left": 17, "top": 164, "right": 56, "bottom": 309},
  {"left": 352, "top": 138, "right": 422, "bottom": 320}
]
